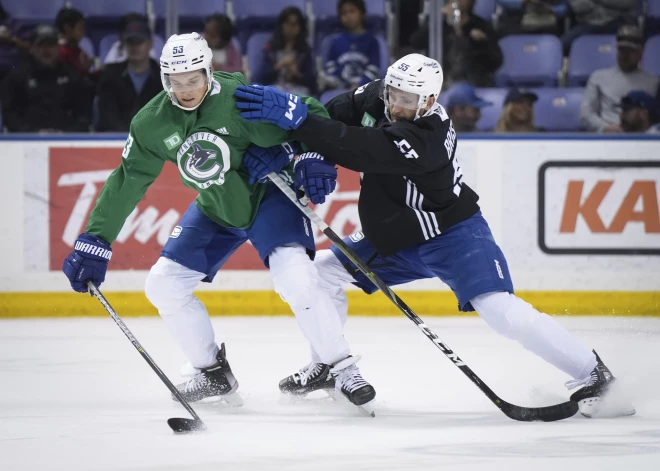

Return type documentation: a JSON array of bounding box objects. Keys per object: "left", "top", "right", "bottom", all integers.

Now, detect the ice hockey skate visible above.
[
  {"left": 173, "top": 343, "right": 243, "bottom": 406},
  {"left": 279, "top": 362, "right": 335, "bottom": 396},
  {"left": 566, "top": 350, "right": 635, "bottom": 418},
  {"left": 328, "top": 356, "right": 376, "bottom": 417}
]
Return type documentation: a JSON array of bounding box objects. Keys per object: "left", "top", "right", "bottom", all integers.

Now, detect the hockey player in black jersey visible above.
[{"left": 235, "top": 53, "right": 635, "bottom": 418}]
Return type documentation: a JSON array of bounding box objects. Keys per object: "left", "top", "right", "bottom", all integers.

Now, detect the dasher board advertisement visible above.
[{"left": 539, "top": 161, "right": 660, "bottom": 255}]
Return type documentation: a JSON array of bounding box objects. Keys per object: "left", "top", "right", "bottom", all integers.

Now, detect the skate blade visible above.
[
  {"left": 194, "top": 389, "right": 244, "bottom": 408},
  {"left": 577, "top": 397, "right": 636, "bottom": 418},
  {"left": 327, "top": 389, "right": 376, "bottom": 417},
  {"left": 357, "top": 400, "right": 376, "bottom": 418}
]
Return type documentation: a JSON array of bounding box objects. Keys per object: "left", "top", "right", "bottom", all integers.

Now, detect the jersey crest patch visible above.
[
  {"left": 349, "top": 231, "right": 365, "bottom": 243},
  {"left": 163, "top": 132, "right": 182, "bottom": 150},
  {"left": 176, "top": 132, "right": 232, "bottom": 189},
  {"left": 361, "top": 112, "right": 376, "bottom": 127}
]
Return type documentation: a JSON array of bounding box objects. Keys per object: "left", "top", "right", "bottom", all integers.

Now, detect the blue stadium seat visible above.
[
  {"left": 531, "top": 87, "right": 584, "bottom": 132},
  {"left": 567, "top": 35, "right": 617, "bottom": 87},
  {"left": 320, "top": 88, "right": 350, "bottom": 104},
  {"left": 99, "top": 34, "right": 119, "bottom": 62},
  {"left": 233, "top": 0, "right": 307, "bottom": 52},
  {"left": 246, "top": 32, "right": 272, "bottom": 82},
  {"left": 318, "top": 33, "right": 389, "bottom": 79},
  {"left": 495, "top": 35, "right": 563, "bottom": 87},
  {"left": 641, "top": 34, "right": 660, "bottom": 76},
  {"left": 474, "top": 88, "right": 507, "bottom": 131},
  {"left": 473, "top": 0, "right": 496, "bottom": 20},
  {"left": 3, "top": 0, "right": 66, "bottom": 21},
  {"left": 79, "top": 36, "right": 96, "bottom": 59}
]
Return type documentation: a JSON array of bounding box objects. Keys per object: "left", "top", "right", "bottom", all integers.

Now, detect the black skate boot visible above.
[
  {"left": 330, "top": 356, "right": 376, "bottom": 415},
  {"left": 279, "top": 362, "right": 335, "bottom": 396},
  {"left": 173, "top": 343, "right": 241, "bottom": 404},
  {"left": 566, "top": 350, "right": 635, "bottom": 418}
]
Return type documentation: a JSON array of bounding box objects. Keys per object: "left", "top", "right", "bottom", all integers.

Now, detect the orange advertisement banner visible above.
[{"left": 49, "top": 147, "right": 361, "bottom": 271}]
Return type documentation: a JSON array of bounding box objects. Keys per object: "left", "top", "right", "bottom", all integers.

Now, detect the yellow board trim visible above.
[{"left": 0, "top": 291, "right": 658, "bottom": 318}]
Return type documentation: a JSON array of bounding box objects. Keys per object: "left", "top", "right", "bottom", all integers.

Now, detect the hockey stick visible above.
[
  {"left": 268, "top": 172, "right": 578, "bottom": 422},
  {"left": 87, "top": 282, "right": 206, "bottom": 433}
]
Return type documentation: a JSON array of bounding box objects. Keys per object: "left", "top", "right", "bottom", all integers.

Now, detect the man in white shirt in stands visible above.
[{"left": 580, "top": 24, "right": 659, "bottom": 133}]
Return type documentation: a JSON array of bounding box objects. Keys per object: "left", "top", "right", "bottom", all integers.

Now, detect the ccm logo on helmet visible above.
[{"left": 172, "top": 60, "right": 187, "bottom": 64}]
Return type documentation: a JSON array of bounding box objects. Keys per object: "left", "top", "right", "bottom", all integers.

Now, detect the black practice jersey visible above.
[{"left": 291, "top": 80, "right": 480, "bottom": 256}]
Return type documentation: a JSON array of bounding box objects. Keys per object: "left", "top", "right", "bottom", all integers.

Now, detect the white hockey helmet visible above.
[
  {"left": 382, "top": 53, "right": 443, "bottom": 121},
  {"left": 160, "top": 33, "right": 213, "bottom": 111}
]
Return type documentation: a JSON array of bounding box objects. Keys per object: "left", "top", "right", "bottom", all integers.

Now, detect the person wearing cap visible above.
[
  {"left": 562, "top": 0, "right": 636, "bottom": 54},
  {"left": 446, "top": 83, "right": 492, "bottom": 132},
  {"left": 0, "top": 24, "right": 90, "bottom": 132},
  {"left": 104, "top": 13, "right": 160, "bottom": 65},
  {"left": 96, "top": 19, "right": 161, "bottom": 132},
  {"left": 580, "top": 24, "right": 660, "bottom": 133},
  {"left": 618, "top": 90, "right": 660, "bottom": 134},
  {"left": 495, "top": 88, "right": 542, "bottom": 133}
]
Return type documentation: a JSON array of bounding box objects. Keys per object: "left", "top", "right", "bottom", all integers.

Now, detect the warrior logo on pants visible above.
[{"left": 176, "top": 132, "right": 232, "bottom": 189}]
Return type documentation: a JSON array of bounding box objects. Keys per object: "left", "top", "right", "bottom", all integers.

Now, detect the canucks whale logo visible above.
[{"left": 176, "top": 132, "right": 232, "bottom": 189}]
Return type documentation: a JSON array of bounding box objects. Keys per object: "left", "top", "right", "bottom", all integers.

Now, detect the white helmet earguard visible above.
[
  {"left": 383, "top": 53, "right": 444, "bottom": 121},
  {"left": 160, "top": 33, "right": 213, "bottom": 111}
]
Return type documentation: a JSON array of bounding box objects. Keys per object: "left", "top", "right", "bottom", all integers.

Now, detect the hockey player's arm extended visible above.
[
  {"left": 241, "top": 95, "right": 330, "bottom": 149},
  {"left": 324, "top": 79, "right": 384, "bottom": 127},
  {"left": 291, "top": 114, "right": 443, "bottom": 175},
  {"left": 85, "top": 127, "right": 165, "bottom": 244}
]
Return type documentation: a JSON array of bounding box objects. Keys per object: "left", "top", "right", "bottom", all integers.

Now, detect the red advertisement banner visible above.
[{"left": 49, "top": 147, "right": 361, "bottom": 270}]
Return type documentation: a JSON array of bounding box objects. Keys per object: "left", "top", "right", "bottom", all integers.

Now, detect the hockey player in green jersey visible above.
[{"left": 62, "top": 33, "right": 376, "bottom": 409}]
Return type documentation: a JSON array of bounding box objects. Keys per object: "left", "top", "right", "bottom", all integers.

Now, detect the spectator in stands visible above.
[
  {"left": 412, "top": 0, "right": 502, "bottom": 88},
  {"left": 324, "top": 0, "right": 380, "bottom": 90},
  {"left": 0, "top": 25, "right": 90, "bottom": 132},
  {"left": 497, "top": 0, "right": 567, "bottom": 36},
  {"left": 254, "top": 6, "right": 316, "bottom": 95},
  {"left": 55, "top": 7, "right": 95, "bottom": 78},
  {"left": 204, "top": 14, "right": 242, "bottom": 73},
  {"left": 561, "top": 0, "right": 636, "bottom": 54},
  {"left": 580, "top": 25, "right": 660, "bottom": 133},
  {"left": 617, "top": 91, "right": 660, "bottom": 134},
  {"left": 104, "top": 13, "right": 159, "bottom": 65},
  {"left": 446, "top": 82, "right": 492, "bottom": 132},
  {"left": 96, "top": 20, "right": 161, "bottom": 132},
  {"left": 0, "top": 1, "right": 30, "bottom": 81},
  {"left": 495, "top": 88, "right": 542, "bottom": 132}
]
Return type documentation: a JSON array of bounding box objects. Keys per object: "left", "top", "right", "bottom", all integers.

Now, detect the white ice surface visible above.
[{"left": 1, "top": 316, "right": 659, "bottom": 471}]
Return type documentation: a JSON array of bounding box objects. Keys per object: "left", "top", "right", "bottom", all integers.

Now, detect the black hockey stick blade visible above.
[
  {"left": 168, "top": 417, "right": 207, "bottom": 434},
  {"left": 500, "top": 399, "right": 579, "bottom": 422}
]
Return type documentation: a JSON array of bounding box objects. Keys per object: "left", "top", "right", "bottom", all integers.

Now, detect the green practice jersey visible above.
[{"left": 86, "top": 71, "right": 328, "bottom": 244}]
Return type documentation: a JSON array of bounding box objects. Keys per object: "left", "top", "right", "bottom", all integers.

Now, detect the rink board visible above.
[
  {"left": 1, "top": 289, "right": 659, "bottom": 317},
  {"left": 0, "top": 135, "right": 658, "bottom": 317}
]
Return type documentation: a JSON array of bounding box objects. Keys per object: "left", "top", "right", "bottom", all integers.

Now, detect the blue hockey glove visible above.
[
  {"left": 242, "top": 142, "right": 297, "bottom": 185},
  {"left": 294, "top": 152, "right": 338, "bottom": 205},
  {"left": 235, "top": 85, "right": 308, "bottom": 130},
  {"left": 62, "top": 233, "right": 112, "bottom": 293}
]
